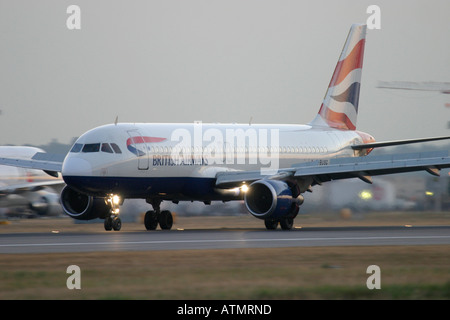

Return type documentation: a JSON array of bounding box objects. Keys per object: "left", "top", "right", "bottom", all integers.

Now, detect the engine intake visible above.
[
  {"left": 244, "top": 180, "right": 303, "bottom": 220},
  {"left": 60, "top": 186, "right": 110, "bottom": 220}
]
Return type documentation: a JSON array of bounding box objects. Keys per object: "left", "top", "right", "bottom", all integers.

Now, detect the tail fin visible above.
[{"left": 309, "top": 24, "right": 367, "bottom": 130}]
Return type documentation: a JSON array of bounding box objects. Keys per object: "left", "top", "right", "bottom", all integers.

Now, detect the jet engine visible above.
[
  {"left": 244, "top": 180, "right": 303, "bottom": 220},
  {"left": 60, "top": 186, "right": 110, "bottom": 220}
]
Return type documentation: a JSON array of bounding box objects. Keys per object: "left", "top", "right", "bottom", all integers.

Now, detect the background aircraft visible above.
[{"left": 0, "top": 146, "right": 64, "bottom": 218}]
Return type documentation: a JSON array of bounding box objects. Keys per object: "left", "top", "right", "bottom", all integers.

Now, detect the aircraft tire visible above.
[
  {"left": 264, "top": 219, "right": 278, "bottom": 230},
  {"left": 144, "top": 210, "right": 158, "bottom": 230},
  {"left": 104, "top": 217, "right": 113, "bottom": 231},
  {"left": 159, "top": 210, "right": 173, "bottom": 230},
  {"left": 112, "top": 216, "right": 122, "bottom": 231},
  {"left": 280, "top": 217, "right": 294, "bottom": 230}
]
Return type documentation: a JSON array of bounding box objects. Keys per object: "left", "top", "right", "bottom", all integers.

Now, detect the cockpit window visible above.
[
  {"left": 70, "top": 143, "right": 83, "bottom": 153},
  {"left": 71, "top": 142, "right": 121, "bottom": 154},
  {"left": 110, "top": 143, "right": 122, "bottom": 154},
  {"left": 82, "top": 143, "right": 101, "bottom": 153},
  {"left": 101, "top": 143, "right": 113, "bottom": 153}
]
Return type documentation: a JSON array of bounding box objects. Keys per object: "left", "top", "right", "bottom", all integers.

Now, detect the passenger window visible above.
[
  {"left": 111, "top": 143, "right": 122, "bottom": 154},
  {"left": 101, "top": 143, "right": 114, "bottom": 153},
  {"left": 82, "top": 143, "right": 100, "bottom": 153},
  {"left": 71, "top": 143, "right": 83, "bottom": 153}
]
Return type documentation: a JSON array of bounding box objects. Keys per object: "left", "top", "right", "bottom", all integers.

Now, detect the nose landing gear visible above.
[{"left": 104, "top": 194, "right": 122, "bottom": 231}]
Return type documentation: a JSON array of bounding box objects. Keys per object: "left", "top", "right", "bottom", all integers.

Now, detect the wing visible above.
[
  {"left": 0, "top": 179, "right": 65, "bottom": 194},
  {"left": 352, "top": 136, "right": 450, "bottom": 150},
  {"left": 0, "top": 152, "right": 66, "bottom": 194},
  {"left": 215, "top": 150, "right": 450, "bottom": 189},
  {"left": 292, "top": 150, "right": 450, "bottom": 185},
  {"left": 0, "top": 152, "right": 64, "bottom": 177}
]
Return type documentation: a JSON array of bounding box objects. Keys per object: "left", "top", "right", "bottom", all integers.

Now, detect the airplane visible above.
[
  {"left": 0, "top": 146, "right": 64, "bottom": 218},
  {"left": 1, "top": 23, "right": 450, "bottom": 231}
]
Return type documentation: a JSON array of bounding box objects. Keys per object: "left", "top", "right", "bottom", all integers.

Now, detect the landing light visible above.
[
  {"left": 358, "top": 190, "right": 372, "bottom": 200},
  {"left": 241, "top": 184, "right": 249, "bottom": 193},
  {"left": 112, "top": 195, "right": 121, "bottom": 205}
]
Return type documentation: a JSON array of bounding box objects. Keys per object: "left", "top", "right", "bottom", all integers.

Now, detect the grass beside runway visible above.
[{"left": 1, "top": 245, "right": 449, "bottom": 299}]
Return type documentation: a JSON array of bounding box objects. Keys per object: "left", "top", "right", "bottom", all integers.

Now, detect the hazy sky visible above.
[{"left": 0, "top": 0, "right": 449, "bottom": 146}]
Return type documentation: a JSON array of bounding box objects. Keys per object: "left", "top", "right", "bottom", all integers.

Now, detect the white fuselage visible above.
[{"left": 61, "top": 123, "right": 374, "bottom": 201}]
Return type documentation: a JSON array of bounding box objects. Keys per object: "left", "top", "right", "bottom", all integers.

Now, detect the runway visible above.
[{"left": 1, "top": 225, "right": 450, "bottom": 254}]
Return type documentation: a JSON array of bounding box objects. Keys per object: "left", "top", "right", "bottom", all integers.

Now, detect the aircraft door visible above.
[{"left": 127, "top": 130, "right": 150, "bottom": 170}]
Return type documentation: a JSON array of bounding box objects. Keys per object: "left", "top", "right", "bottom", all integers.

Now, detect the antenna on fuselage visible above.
[{"left": 114, "top": 116, "right": 119, "bottom": 126}]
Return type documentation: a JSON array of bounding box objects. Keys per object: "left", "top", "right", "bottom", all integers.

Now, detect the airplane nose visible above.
[{"left": 62, "top": 156, "right": 93, "bottom": 177}]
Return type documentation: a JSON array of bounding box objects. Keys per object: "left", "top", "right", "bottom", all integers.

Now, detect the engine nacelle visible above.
[
  {"left": 60, "top": 186, "right": 110, "bottom": 220},
  {"left": 244, "top": 180, "right": 303, "bottom": 220}
]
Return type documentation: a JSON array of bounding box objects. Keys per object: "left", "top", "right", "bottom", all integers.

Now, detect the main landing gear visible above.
[
  {"left": 264, "top": 216, "right": 294, "bottom": 230},
  {"left": 263, "top": 202, "right": 299, "bottom": 230},
  {"left": 144, "top": 198, "right": 173, "bottom": 231}
]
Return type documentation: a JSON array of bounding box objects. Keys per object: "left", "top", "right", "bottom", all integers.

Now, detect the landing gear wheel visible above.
[
  {"left": 112, "top": 216, "right": 122, "bottom": 231},
  {"left": 144, "top": 199, "right": 173, "bottom": 231},
  {"left": 264, "top": 219, "right": 278, "bottom": 230},
  {"left": 104, "top": 217, "right": 113, "bottom": 231},
  {"left": 159, "top": 210, "right": 173, "bottom": 230},
  {"left": 104, "top": 216, "right": 122, "bottom": 231},
  {"left": 144, "top": 210, "right": 158, "bottom": 230},
  {"left": 280, "top": 217, "right": 294, "bottom": 230}
]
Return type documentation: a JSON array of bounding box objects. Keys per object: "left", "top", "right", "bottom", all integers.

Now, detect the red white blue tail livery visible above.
[{"left": 311, "top": 24, "right": 366, "bottom": 130}]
